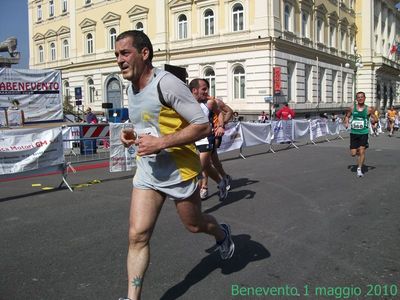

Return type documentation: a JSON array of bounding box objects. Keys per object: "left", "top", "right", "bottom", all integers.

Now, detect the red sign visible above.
[{"left": 273, "top": 67, "right": 281, "bottom": 95}]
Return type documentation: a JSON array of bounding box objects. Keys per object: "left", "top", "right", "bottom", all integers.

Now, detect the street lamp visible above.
[{"left": 345, "top": 46, "right": 363, "bottom": 99}]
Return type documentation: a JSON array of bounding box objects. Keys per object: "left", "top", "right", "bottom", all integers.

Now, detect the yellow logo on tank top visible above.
[{"left": 141, "top": 112, "right": 152, "bottom": 123}]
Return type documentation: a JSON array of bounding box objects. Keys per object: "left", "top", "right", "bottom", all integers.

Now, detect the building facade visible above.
[{"left": 28, "top": 0, "right": 400, "bottom": 118}]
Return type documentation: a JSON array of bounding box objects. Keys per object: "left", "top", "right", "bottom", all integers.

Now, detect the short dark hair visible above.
[
  {"left": 188, "top": 78, "right": 208, "bottom": 91},
  {"left": 116, "top": 30, "right": 153, "bottom": 62},
  {"left": 356, "top": 91, "right": 365, "bottom": 98}
]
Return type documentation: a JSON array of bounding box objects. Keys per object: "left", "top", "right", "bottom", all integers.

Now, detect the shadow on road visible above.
[
  {"left": 203, "top": 178, "right": 258, "bottom": 214},
  {"left": 160, "top": 234, "right": 271, "bottom": 300},
  {"left": 347, "top": 164, "right": 376, "bottom": 174},
  {"left": 0, "top": 174, "right": 132, "bottom": 202}
]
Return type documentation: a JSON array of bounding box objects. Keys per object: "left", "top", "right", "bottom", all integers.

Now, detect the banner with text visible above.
[
  {"left": 217, "top": 122, "right": 244, "bottom": 154},
  {"left": 272, "top": 120, "right": 293, "bottom": 143},
  {"left": 109, "top": 123, "right": 136, "bottom": 172},
  {"left": 310, "top": 119, "right": 329, "bottom": 141},
  {"left": 0, "top": 127, "right": 64, "bottom": 175},
  {"left": 0, "top": 68, "right": 63, "bottom": 123}
]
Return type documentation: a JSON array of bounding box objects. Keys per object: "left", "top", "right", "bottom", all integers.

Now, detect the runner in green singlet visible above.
[{"left": 344, "top": 91, "right": 378, "bottom": 177}]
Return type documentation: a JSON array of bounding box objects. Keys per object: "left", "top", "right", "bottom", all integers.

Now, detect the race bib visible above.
[
  {"left": 136, "top": 126, "right": 159, "bottom": 157},
  {"left": 351, "top": 120, "right": 364, "bottom": 129}
]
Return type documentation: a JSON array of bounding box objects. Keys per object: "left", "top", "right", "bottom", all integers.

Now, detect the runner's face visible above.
[
  {"left": 194, "top": 80, "right": 209, "bottom": 102},
  {"left": 115, "top": 37, "right": 147, "bottom": 83},
  {"left": 356, "top": 94, "right": 365, "bottom": 105}
]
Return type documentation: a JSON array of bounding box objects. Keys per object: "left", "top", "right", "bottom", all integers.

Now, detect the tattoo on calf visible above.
[{"left": 131, "top": 276, "right": 143, "bottom": 289}]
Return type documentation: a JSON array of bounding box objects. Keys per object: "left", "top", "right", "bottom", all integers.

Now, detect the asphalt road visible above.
[{"left": 1, "top": 133, "right": 399, "bottom": 300}]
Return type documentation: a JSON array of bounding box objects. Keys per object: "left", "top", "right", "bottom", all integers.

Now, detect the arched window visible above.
[
  {"left": 341, "top": 30, "right": 347, "bottom": 51},
  {"left": 63, "top": 80, "right": 70, "bottom": 98},
  {"left": 329, "top": 25, "right": 336, "bottom": 48},
  {"left": 38, "top": 45, "right": 44, "bottom": 63},
  {"left": 302, "top": 11, "right": 309, "bottom": 38},
  {"left": 62, "top": 0, "right": 68, "bottom": 13},
  {"left": 106, "top": 77, "right": 122, "bottom": 109},
  {"left": 109, "top": 28, "right": 117, "bottom": 50},
  {"left": 135, "top": 22, "right": 144, "bottom": 31},
  {"left": 49, "top": 0, "right": 54, "bottom": 17},
  {"left": 305, "top": 65, "right": 312, "bottom": 102},
  {"left": 317, "top": 19, "right": 324, "bottom": 43},
  {"left": 37, "top": 5, "right": 42, "bottom": 21},
  {"left": 232, "top": 3, "right": 244, "bottom": 32},
  {"left": 318, "top": 67, "right": 325, "bottom": 104},
  {"left": 233, "top": 65, "right": 245, "bottom": 99},
  {"left": 50, "top": 43, "right": 56, "bottom": 61},
  {"left": 63, "top": 40, "right": 69, "bottom": 59},
  {"left": 204, "top": 68, "right": 216, "bottom": 96},
  {"left": 178, "top": 14, "right": 188, "bottom": 39},
  {"left": 204, "top": 9, "right": 215, "bottom": 36},
  {"left": 284, "top": 4, "right": 292, "bottom": 32},
  {"left": 287, "top": 62, "right": 295, "bottom": 102},
  {"left": 86, "top": 33, "right": 93, "bottom": 54},
  {"left": 87, "top": 78, "right": 95, "bottom": 103}
]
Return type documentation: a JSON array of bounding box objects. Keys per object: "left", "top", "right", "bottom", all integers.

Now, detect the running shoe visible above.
[
  {"left": 357, "top": 167, "right": 364, "bottom": 177},
  {"left": 200, "top": 187, "right": 208, "bottom": 199},
  {"left": 224, "top": 174, "right": 232, "bottom": 191},
  {"left": 217, "top": 223, "right": 235, "bottom": 260},
  {"left": 218, "top": 179, "right": 228, "bottom": 201}
]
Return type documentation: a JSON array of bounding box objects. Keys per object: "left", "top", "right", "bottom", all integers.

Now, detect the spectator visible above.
[
  {"left": 275, "top": 102, "right": 295, "bottom": 120},
  {"left": 8, "top": 99, "right": 25, "bottom": 126},
  {"left": 232, "top": 111, "right": 240, "bottom": 122},
  {"left": 85, "top": 107, "right": 98, "bottom": 124},
  {"left": 258, "top": 111, "right": 268, "bottom": 123}
]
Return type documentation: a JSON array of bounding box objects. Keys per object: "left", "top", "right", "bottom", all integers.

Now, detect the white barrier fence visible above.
[{"left": 108, "top": 119, "right": 350, "bottom": 172}]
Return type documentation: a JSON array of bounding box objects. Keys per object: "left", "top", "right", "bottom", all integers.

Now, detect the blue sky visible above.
[
  {"left": 0, "top": 1, "right": 400, "bottom": 70},
  {"left": 0, "top": 1, "right": 29, "bottom": 69}
]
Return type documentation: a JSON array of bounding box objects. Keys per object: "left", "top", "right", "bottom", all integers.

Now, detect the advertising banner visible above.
[
  {"left": 62, "top": 126, "right": 80, "bottom": 149},
  {"left": 0, "top": 127, "right": 64, "bottom": 175},
  {"left": 0, "top": 68, "right": 63, "bottom": 123},
  {"left": 109, "top": 123, "right": 136, "bottom": 172},
  {"left": 217, "top": 122, "right": 243, "bottom": 154},
  {"left": 293, "top": 120, "right": 311, "bottom": 140},
  {"left": 310, "top": 119, "right": 329, "bottom": 141},
  {"left": 241, "top": 122, "right": 272, "bottom": 146},
  {"left": 272, "top": 120, "right": 293, "bottom": 143},
  {"left": 273, "top": 67, "right": 281, "bottom": 95}
]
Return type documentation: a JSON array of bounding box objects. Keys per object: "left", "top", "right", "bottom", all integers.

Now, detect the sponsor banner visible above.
[
  {"left": 293, "top": 119, "right": 310, "bottom": 140},
  {"left": 62, "top": 126, "right": 80, "bottom": 149},
  {"left": 0, "top": 68, "right": 63, "bottom": 123},
  {"left": 327, "top": 120, "right": 340, "bottom": 135},
  {"left": 0, "top": 108, "right": 8, "bottom": 127},
  {"left": 109, "top": 123, "right": 136, "bottom": 172},
  {"left": 273, "top": 67, "right": 281, "bottom": 95},
  {"left": 0, "top": 127, "right": 64, "bottom": 175},
  {"left": 241, "top": 122, "right": 272, "bottom": 146},
  {"left": 217, "top": 122, "right": 244, "bottom": 154},
  {"left": 310, "top": 119, "right": 329, "bottom": 141},
  {"left": 272, "top": 120, "right": 293, "bottom": 143},
  {"left": 7, "top": 109, "right": 23, "bottom": 127}
]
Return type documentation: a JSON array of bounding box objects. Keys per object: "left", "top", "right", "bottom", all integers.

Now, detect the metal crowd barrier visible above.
[{"left": 62, "top": 123, "right": 110, "bottom": 164}]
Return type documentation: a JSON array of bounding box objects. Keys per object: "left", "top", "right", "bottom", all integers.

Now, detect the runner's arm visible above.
[
  {"left": 344, "top": 106, "right": 353, "bottom": 128},
  {"left": 368, "top": 107, "right": 378, "bottom": 123}
]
